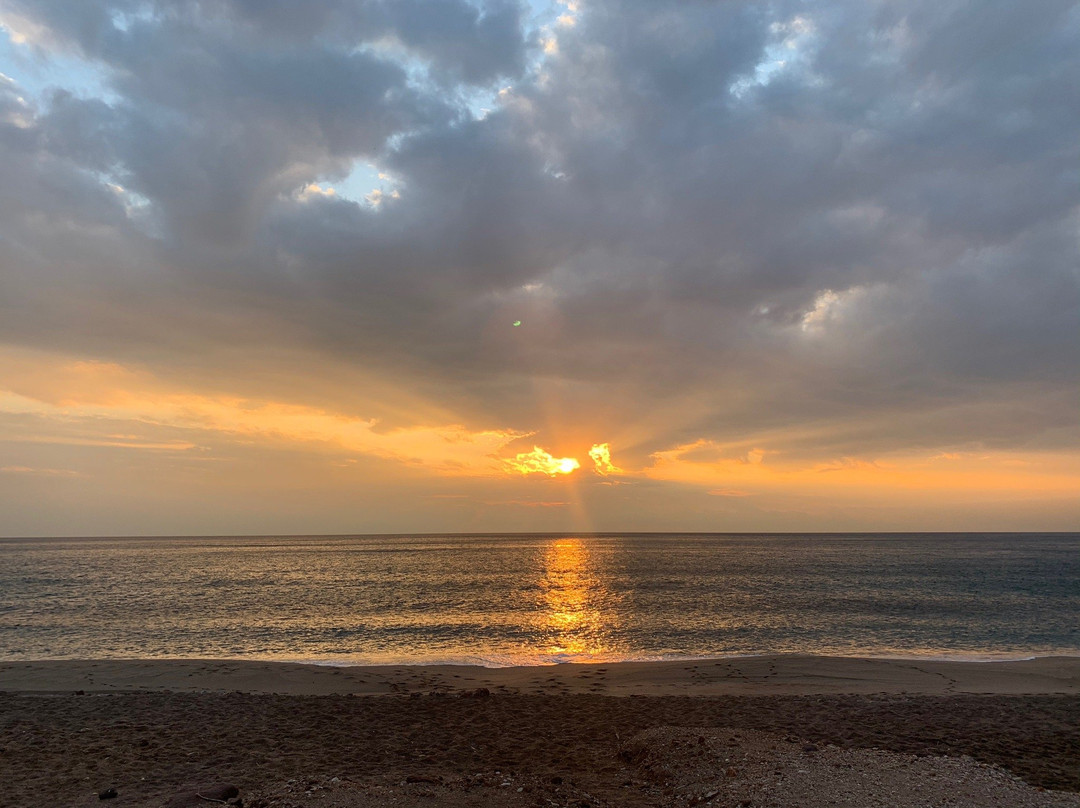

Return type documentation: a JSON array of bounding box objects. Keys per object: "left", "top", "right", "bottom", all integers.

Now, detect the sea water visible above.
[{"left": 1, "top": 533, "right": 1077, "bottom": 665}]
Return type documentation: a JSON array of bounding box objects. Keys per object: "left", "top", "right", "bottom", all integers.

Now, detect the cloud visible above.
[
  {"left": 588, "top": 442, "right": 620, "bottom": 475},
  {"left": 0, "top": 464, "right": 81, "bottom": 476},
  {"left": 0, "top": 352, "right": 534, "bottom": 476},
  {"left": 485, "top": 499, "right": 570, "bottom": 508},
  {"left": 504, "top": 446, "right": 580, "bottom": 476},
  {"left": 0, "top": 0, "right": 1078, "bottom": 530},
  {"left": 708, "top": 489, "right": 752, "bottom": 498}
]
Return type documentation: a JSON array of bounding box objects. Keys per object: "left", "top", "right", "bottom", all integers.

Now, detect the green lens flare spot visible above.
[{"left": 513, "top": 320, "right": 522, "bottom": 327}]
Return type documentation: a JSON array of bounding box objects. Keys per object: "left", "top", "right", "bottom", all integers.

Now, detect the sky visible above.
[{"left": 0, "top": 0, "right": 1077, "bottom": 536}]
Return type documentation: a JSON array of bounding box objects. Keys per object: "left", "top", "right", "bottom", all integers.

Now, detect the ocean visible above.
[{"left": 1, "top": 533, "right": 1077, "bottom": 665}]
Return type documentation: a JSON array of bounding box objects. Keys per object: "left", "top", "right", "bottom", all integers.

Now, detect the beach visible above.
[{"left": 2, "top": 656, "right": 1078, "bottom": 806}]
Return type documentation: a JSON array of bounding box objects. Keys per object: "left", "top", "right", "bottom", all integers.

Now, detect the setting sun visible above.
[{"left": 504, "top": 446, "right": 581, "bottom": 476}]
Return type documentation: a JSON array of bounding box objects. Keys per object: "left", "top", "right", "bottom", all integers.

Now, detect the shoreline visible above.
[
  {"left": 297, "top": 650, "right": 1064, "bottom": 666},
  {"left": 3, "top": 654, "right": 1078, "bottom": 696}
]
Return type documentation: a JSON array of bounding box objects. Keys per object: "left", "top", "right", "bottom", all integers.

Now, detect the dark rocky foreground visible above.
[{"left": 0, "top": 691, "right": 1077, "bottom": 806}]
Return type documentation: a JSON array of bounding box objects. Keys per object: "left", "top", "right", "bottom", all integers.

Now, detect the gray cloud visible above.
[{"left": 0, "top": 0, "right": 1077, "bottom": 461}]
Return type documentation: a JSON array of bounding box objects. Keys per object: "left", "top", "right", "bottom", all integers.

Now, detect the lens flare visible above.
[{"left": 506, "top": 446, "right": 581, "bottom": 476}]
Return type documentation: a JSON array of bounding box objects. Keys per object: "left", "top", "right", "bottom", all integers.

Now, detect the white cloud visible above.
[{"left": 800, "top": 286, "right": 868, "bottom": 333}]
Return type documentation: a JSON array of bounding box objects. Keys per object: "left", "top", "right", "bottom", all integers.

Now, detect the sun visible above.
[{"left": 506, "top": 446, "right": 581, "bottom": 476}]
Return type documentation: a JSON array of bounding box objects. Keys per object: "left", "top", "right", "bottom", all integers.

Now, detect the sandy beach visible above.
[
  {"left": 1, "top": 656, "right": 1078, "bottom": 806},
  {"left": 3, "top": 655, "right": 1079, "bottom": 698}
]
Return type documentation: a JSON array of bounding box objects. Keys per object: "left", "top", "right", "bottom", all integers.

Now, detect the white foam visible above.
[{"left": 282, "top": 651, "right": 1054, "bottom": 669}]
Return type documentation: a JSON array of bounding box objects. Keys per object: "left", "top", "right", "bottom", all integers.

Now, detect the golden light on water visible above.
[{"left": 536, "top": 538, "right": 615, "bottom": 659}]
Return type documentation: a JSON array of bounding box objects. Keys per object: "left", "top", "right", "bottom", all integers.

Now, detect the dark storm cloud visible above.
[{"left": 0, "top": 0, "right": 1077, "bottom": 455}]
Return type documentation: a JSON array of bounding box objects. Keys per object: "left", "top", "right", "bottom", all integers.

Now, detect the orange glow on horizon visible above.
[
  {"left": 645, "top": 438, "right": 1080, "bottom": 501},
  {"left": 1, "top": 347, "right": 1077, "bottom": 531}
]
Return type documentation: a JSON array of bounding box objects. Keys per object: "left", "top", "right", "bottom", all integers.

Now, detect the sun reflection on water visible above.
[{"left": 536, "top": 538, "right": 619, "bottom": 661}]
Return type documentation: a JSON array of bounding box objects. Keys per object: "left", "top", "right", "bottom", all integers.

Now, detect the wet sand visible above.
[
  {"left": 2, "top": 654, "right": 1078, "bottom": 697},
  {"left": 1, "top": 656, "right": 1078, "bottom": 807}
]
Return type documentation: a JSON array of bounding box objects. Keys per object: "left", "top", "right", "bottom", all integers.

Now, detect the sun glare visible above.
[
  {"left": 536, "top": 538, "right": 615, "bottom": 659},
  {"left": 505, "top": 446, "right": 581, "bottom": 476}
]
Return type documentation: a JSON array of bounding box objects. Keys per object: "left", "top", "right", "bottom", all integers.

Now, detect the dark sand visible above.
[
  {"left": 1, "top": 657, "right": 1078, "bottom": 806},
  {"left": 2, "top": 655, "right": 1078, "bottom": 697}
]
